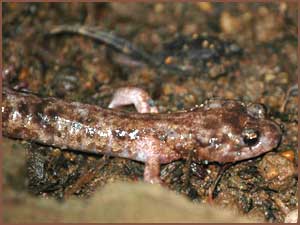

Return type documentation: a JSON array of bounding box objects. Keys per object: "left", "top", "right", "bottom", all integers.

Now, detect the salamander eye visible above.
[{"left": 242, "top": 128, "right": 260, "bottom": 146}]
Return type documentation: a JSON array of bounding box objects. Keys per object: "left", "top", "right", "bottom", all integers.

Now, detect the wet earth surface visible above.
[{"left": 2, "top": 2, "right": 298, "bottom": 223}]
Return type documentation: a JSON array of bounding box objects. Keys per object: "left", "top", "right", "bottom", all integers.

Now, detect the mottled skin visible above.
[{"left": 2, "top": 87, "right": 281, "bottom": 183}]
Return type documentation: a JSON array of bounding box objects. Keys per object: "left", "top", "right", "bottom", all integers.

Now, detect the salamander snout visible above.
[
  {"left": 250, "top": 120, "right": 281, "bottom": 150},
  {"left": 235, "top": 120, "right": 282, "bottom": 162}
]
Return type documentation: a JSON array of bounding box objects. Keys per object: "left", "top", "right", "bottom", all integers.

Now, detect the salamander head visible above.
[{"left": 195, "top": 99, "right": 282, "bottom": 163}]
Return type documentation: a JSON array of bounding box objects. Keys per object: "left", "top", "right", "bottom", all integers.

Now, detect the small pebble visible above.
[
  {"left": 63, "top": 152, "right": 76, "bottom": 162},
  {"left": 83, "top": 81, "right": 93, "bottom": 89},
  {"left": 284, "top": 209, "right": 298, "bottom": 223},
  {"left": 50, "top": 148, "right": 62, "bottom": 157},
  {"left": 164, "top": 56, "right": 174, "bottom": 65},
  {"left": 220, "top": 12, "right": 241, "bottom": 35},
  {"left": 258, "top": 153, "right": 296, "bottom": 191},
  {"left": 280, "top": 150, "right": 295, "bottom": 162},
  {"left": 197, "top": 2, "right": 213, "bottom": 13},
  {"left": 154, "top": 3, "right": 164, "bottom": 13},
  {"left": 264, "top": 73, "right": 276, "bottom": 82}
]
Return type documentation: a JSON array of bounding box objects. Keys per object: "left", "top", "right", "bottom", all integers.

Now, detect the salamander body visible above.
[{"left": 2, "top": 87, "right": 281, "bottom": 183}]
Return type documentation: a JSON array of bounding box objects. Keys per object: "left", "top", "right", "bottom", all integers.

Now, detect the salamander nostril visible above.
[{"left": 242, "top": 128, "right": 260, "bottom": 147}]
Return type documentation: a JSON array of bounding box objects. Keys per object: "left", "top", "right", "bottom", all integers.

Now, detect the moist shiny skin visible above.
[{"left": 2, "top": 87, "right": 281, "bottom": 182}]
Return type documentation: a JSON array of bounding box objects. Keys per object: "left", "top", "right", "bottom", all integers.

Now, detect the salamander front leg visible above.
[
  {"left": 108, "top": 87, "right": 158, "bottom": 113},
  {"left": 144, "top": 157, "right": 162, "bottom": 184}
]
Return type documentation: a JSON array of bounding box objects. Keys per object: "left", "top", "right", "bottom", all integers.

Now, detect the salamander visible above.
[{"left": 2, "top": 87, "right": 281, "bottom": 183}]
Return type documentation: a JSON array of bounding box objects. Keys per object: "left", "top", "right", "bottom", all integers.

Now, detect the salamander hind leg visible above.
[{"left": 108, "top": 87, "right": 158, "bottom": 113}]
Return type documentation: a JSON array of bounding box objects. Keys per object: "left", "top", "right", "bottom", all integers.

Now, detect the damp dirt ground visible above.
[{"left": 2, "top": 2, "right": 298, "bottom": 223}]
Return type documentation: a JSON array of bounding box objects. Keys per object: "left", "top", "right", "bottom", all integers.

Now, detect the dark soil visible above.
[{"left": 2, "top": 2, "right": 298, "bottom": 223}]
